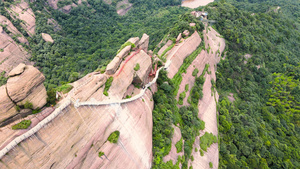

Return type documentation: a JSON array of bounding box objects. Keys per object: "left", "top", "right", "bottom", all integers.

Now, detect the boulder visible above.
[
  {"left": 42, "top": 33, "right": 54, "bottom": 43},
  {"left": 189, "top": 22, "right": 196, "bottom": 27},
  {"left": 6, "top": 64, "right": 47, "bottom": 109},
  {"left": 183, "top": 30, "right": 190, "bottom": 37},
  {"left": 117, "top": 45, "right": 131, "bottom": 59},
  {"left": 106, "top": 57, "right": 122, "bottom": 75},
  {"left": 176, "top": 33, "right": 182, "bottom": 42},
  {"left": 8, "top": 63, "right": 26, "bottom": 77},
  {"left": 138, "top": 33, "right": 149, "bottom": 52}
]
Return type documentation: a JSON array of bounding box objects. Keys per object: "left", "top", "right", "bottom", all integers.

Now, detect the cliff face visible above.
[
  {"left": 0, "top": 16, "right": 31, "bottom": 75},
  {"left": 0, "top": 34, "right": 154, "bottom": 169},
  {"left": 0, "top": 0, "right": 35, "bottom": 75},
  {"left": 162, "top": 27, "right": 225, "bottom": 168},
  {"left": 0, "top": 91, "right": 154, "bottom": 169}
]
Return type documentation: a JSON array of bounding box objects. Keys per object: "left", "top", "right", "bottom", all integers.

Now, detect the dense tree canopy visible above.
[{"left": 201, "top": 1, "right": 300, "bottom": 168}]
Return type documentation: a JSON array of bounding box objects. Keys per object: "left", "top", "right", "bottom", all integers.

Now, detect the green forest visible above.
[{"left": 200, "top": 0, "right": 299, "bottom": 168}]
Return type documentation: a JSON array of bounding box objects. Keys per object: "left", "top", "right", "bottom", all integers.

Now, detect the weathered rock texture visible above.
[
  {"left": 0, "top": 15, "right": 28, "bottom": 44},
  {"left": 181, "top": 0, "right": 214, "bottom": 9},
  {"left": 188, "top": 26, "right": 225, "bottom": 169},
  {"left": 0, "top": 86, "right": 16, "bottom": 123},
  {"left": 9, "top": 0, "right": 36, "bottom": 36},
  {"left": 0, "top": 88, "right": 155, "bottom": 169},
  {"left": 139, "top": 33, "right": 150, "bottom": 52},
  {"left": 163, "top": 125, "right": 184, "bottom": 165},
  {"left": 71, "top": 72, "right": 107, "bottom": 102},
  {"left": 109, "top": 50, "right": 152, "bottom": 99},
  {"left": 0, "top": 20, "right": 31, "bottom": 75},
  {"left": 106, "top": 45, "right": 131, "bottom": 75},
  {"left": 164, "top": 26, "right": 225, "bottom": 169},
  {"left": 167, "top": 31, "right": 201, "bottom": 78},
  {"left": 0, "top": 64, "right": 47, "bottom": 124},
  {"left": 157, "top": 40, "right": 173, "bottom": 56}
]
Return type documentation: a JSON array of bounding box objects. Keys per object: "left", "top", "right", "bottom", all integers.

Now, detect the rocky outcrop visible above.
[
  {"left": 109, "top": 50, "right": 152, "bottom": 99},
  {"left": 167, "top": 31, "right": 201, "bottom": 78},
  {"left": 42, "top": 33, "right": 54, "bottom": 43},
  {"left": 183, "top": 30, "right": 190, "bottom": 37},
  {"left": 139, "top": 33, "right": 149, "bottom": 52},
  {"left": 163, "top": 125, "right": 184, "bottom": 164},
  {"left": 158, "top": 40, "right": 173, "bottom": 56},
  {"left": 0, "top": 89, "right": 154, "bottom": 169},
  {"left": 9, "top": 0, "right": 36, "bottom": 36},
  {"left": 72, "top": 72, "right": 107, "bottom": 102},
  {"left": 0, "top": 64, "right": 47, "bottom": 125},
  {"left": 116, "top": 0, "right": 133, "bottom": 16},
  {"left": 0, "top": 15, "right": 28, "bottom": 44},
  {"left": 106, "top": 45, "right": 131, "bottom": 75},
  {"left": 0, "top": 25, "right": 31, "bottom": 75},
  {"left": 127, "top": 37, "right": 140, "bottom": 47}
]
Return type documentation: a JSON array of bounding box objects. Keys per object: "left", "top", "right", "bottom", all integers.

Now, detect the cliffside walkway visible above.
[{"left": 0, "top": 61, "right": 170, "bottom": 160}]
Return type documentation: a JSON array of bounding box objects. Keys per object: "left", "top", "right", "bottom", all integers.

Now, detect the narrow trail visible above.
[{"left": 0, "top": 60, "right": 171, "bottom": 160}]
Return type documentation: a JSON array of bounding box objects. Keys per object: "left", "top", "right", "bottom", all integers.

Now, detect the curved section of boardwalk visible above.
[{"left": 0, "top": 62, "right": 169, "bottom": 160}]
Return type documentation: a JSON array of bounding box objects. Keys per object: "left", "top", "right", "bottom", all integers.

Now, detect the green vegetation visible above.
[
  {"left": 134, "top": 63, "right": 140, "bottom": 71},
  {"left": 98, "top": 151, "right": 104, "bottom": 158},
  {"left": 46, "top": 88, "right": 56, "bottom": 106},
  {"left": 153, "top": 66, "right": 206, "bottom": 168},
  {"left": 192, "top": 68, "right": 199, "bottom": 77},
  {"left": 107, "top": 130, "right": 120, "bottom": 143},
  {"left": 12, "top": 120, "right": 31, "bottom": 130},
  {"left": 117, "top": 41, "right": 135, "bottom": 54},
  {"left": 209, "top": 162, "right": 213, "bottom": 168},
  {"left": 200, "top": 149, "right": 204, "bottom": 156},
  {"left": 24, "top": 101, "right": 33, "bottom": 109},
  {"left": 199, "top": 132, "right": 217, "bottom": 152},
  {"left": 57, "top": 0, "right": 72, "bottom": 8},
  {"left": 185, "top": 84, "right": 189, "bottom": 92},
  {"left": 56, "top": 84, "right": 73, "bottom": 94},
  {"left": 0, "top": 71, "right": 7, "bottom": 86},
  {"left": 202, "top": 1, "right": 300, "bottom": 168},
  {"left": 175, "top": 138, "right": 183, "bottom": 153},
  {"left": 178, "top": 91, "right": 186, "bottom": 105},
  {"left": 103, "top": 77, "right": 113, "bottom": 96},
  {"left": 160, "top": 43, "right": 175, "bottom": 59},
  {"left": 172, "top": 43, "right": 204, "bottom": 96},
  {"left": 26, "top": 0, "right": 189, "bottom": 89}
]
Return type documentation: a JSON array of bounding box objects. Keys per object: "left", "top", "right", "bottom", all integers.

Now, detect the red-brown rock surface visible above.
[
  {"left": 0, "top": 24, "right": 31, "bottom": 75},
  {"left": 0, "top": 15, "right": 28, "bottom": 44},
  {"left": 0, "top": 89, "right": 154, "bottom": 169},
  {"left": 109, "top": 50, "right": 152, "bottom": 99},
  {"left": 167, "top": 31, "right": 201, "bottom": 78},
  {"left": 9, "top": 0, "right": 36, "bottom": 36},
  {"left": 0, "top": 86, "right": 16, "bottom": 123}
]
